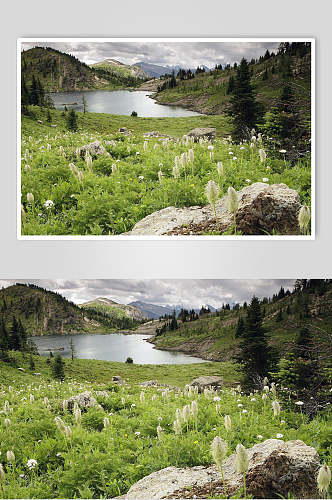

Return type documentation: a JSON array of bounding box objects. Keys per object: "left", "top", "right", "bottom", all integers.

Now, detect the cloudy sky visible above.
[
  {"left": 21, "top": 41, "right": 280, "bottom": 68},
  {"left": 0, "top": 280, "right": 294, "bottom": 308}
]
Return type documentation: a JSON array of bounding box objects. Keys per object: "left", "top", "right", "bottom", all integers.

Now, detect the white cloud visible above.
[
  {"left": 0, "top": 279, "right": 295, "bottom": 309},
  {"left": 20, "top": 41, "right": 280, "bottom": 68}
]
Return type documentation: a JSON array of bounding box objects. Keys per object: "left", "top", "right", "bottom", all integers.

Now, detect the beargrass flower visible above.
[
  {"left": 188, "top": 149, "right": 194, "bottom": 163},
  {"left": 211, "top": 436, "right": 228, "bottom": 472},
  {"left": 172, "top": 164, "right": 180, "bottom": 180},
  {"left": 295, "top": 401, "right": 304, "bottom": 406},
  {"left": 217, "top": 161, "right": 223, "bottom": 176},
  {"left": 158, "top": 170, "right": 163, "bottom": 183},
  {"left": 182, "top": 405, "right": 191, "bottom": 423},
  {"left": 224, "top": 415, "right": 232, "bottom": 431},
  {"left": 74, "top": 408, "right": 81, "bottom": 425},
  {"left": 0, "top": 463, "right": 5, "bottom": 483},
  {"left": 4, "top": 418, "right": 11, "bottom": 426},
  {"left": 272, "top": 400, "right": 281, "bottom": 417},
  {"left": 235, "top": 443, "right": 249, "bottom": 497},
  {"left": 191, "top": 400, "right": 198, "bottom": 418},
  {"left": 174, "top": 419, "right": 182, "bottom": 435},
  {"left": 157, "top": 424, "right": 163, "bottom": 440},
  {"left": 27, "top": 192, "right": 34, "bottom": 203},
  {"left": 103, "top": 417, "right": 110, "bottom": 429},
  {"left": 64, "top": 426, "right": 72, "bottom": 439},
  {"left": 55, "top": 416, "right": 66, "bottom": 433},
  {"left": 6, "top": 451, "right": 15, "bottom": 463},
  {"left": 226, "top": 187, "right": 238, "bottom": 215},
  {"left": 205, "top": 180, "right": 220, "bottom": 232},
  {"left": 298, "top": 206, "right": 311, "bottom": 235},
  {"left": 259, "top": 149, "right": 267, "bottom": 163},
  {"left": 317, "top": 464, "right": 331, "bottom": 495}
]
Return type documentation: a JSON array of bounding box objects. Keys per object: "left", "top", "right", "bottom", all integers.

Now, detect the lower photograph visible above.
[{"left": 0, "top": 279, "right": 331, "bottom": 499}]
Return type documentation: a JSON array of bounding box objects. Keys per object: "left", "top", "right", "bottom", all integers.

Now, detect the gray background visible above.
[{"left": 0, "top": 0, "right": 330, "bottom": 279}]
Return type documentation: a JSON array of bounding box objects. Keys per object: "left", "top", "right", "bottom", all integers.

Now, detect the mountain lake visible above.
[
  {"left": 30, "top": 333, "right": 206, "bottom": 364},
  {"left": 48, "top": 90, "right": 201, "bottom": 117}
]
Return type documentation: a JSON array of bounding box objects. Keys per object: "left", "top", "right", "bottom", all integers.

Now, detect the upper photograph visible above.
[{"left": 18, "top": 38, "right": 314, "bottom": 238}]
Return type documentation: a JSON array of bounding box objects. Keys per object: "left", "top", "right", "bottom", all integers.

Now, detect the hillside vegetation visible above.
[
  {"left": 153, "top": 44, "right": 311, "bottom": 116},
  {"left": 0, "top": 284, "right": 143, "bottom": 336},
  {"left": 151, "top": 280, "right": 332, "bottom": 362},
  {"left": 81, "top": 297, "right": 147, "bottom": 322},
  {"left": 21, "top": 47, "right": 146, "bottom": 93}
]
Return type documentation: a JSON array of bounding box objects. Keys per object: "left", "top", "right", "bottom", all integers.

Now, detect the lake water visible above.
[
  {"left": 49, "top": 90, "right": 201, "bottom": 117},
  {"left": 30, "top": 333, "right": 206, "bottom": 364}
]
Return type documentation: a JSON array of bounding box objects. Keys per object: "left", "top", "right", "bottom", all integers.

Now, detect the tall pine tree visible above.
[
  {"left": 229, "top": 58, "right": 260, "bottom": 141},
  {"left": 236, "top": 296, "right": 272, "bottom": 391}
]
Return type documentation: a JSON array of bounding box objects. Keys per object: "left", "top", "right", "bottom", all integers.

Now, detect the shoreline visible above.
[{"left": 147, "top": 336, "right": 222, "bottom": 362}]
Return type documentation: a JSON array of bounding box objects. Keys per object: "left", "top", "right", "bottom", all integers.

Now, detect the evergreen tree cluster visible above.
[{"left": 0, "top": 315, "right": 36, "bottom": 355}]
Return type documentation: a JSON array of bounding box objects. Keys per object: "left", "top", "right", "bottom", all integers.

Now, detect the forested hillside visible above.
[
  {"left": 151, "top": 279, "right": 332, "bottom": 362},
  {"left": 0, "top": 284, "right": 143, "bottom": 340}
]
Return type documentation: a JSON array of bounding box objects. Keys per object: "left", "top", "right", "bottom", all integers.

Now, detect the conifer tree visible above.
[
  {"left": 52, "top": 354, "right": 65, "bottom": 380},
  {"left": 9, "top": 316, "right": 21, "bottom": 350},
  {"left": 236, "top": 297, "right": 272, "bottom": 391},
  {"left": 67, "top": 109, "right": 78, "bottom": 132},
  {"left": 235, "top": 316, "right": 245, "bottom": 338},
  {"left": 229, "top": 58, "right": 260, "bottom": 141}
]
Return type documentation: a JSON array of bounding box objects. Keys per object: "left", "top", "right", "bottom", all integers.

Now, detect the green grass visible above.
[
  {"left": 21, "top": 107, "right": 310, "bottom": 236},
  {"left": 0, "top": 354, "right": 331, "bottom": 499}
]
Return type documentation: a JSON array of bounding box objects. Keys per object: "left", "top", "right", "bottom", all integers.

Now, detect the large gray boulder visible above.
[
  {"left": 75, "top": 140, "right": 108, "bottom": 158},
  {"left": 121, "top": 439, "right": 320, "bottom": 499},
  {"left": 125, "top": 183, "right": 302, "bottom": 236},
  {"left": 187, "top": 127, "right": 216, "bottom": 142},
  {"left": 190, "top": 375, "right": 223, "bottom": 392}
]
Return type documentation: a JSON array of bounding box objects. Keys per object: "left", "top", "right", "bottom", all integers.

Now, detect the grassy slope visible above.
[
  {"left": 154, "top": 53, "right": 311, "bottom": 115},
  {"left": 0, "top": 353, "right": 331, "bottom": 499},
  {"left": 0, "top": 352, "right": 235, "bottom": 387},
  {"left": 22, "top": 105, "right": 231, "bottom": 138},
  {"left": 152, "top": 287, "right": 332, "bottom": 361}
]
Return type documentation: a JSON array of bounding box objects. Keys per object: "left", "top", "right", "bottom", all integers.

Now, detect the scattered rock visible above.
[
  {"left": 125, "top": 183, "right": 302, "bottom": 236},
  {"left": 18, "top": 367, "right": 25, "bottom": 372},
  {"left": 187, "top": 127, "right": 216, "bottom": 142},
  {"left": 95, "top": 390, "right": 110, "bottom": 398},
  {"left": 143, "top": 131, "right": 171, "bottom": 138},
  {"left": 67, "top": 391, "right": 100, "bottom": 411},
  {"left": 75, "top": 140, "right": 108, "bottom": 158},
  {"left": 190, "top": 376, "right": 223, "bottom": 392},
  {"left": 140, "top": 380, "right": 179, "bottom": 390},
  {"left": 121, "top": 439, "right": 320, "bottom": 499},
  {"left": 119, "top": 127, "right": 132, "bottom": 135},
  {"left": 112, "top": 375, "right": 125, "bottom": 385},
  {"left": 37, "top": 120, "right": 43, "bottom": 124},
  {"left": 33, "top": 372, "right": 41, "bottom": 376}
]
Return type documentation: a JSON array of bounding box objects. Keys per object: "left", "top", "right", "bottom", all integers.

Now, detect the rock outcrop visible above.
[
  {"left": 125, "top": 183, "right": 302, "bottom": 236},
  {"left": 66, "top": 391, "right": 100, "bottom": 411},
  {"left": 75, "top": 140, "right": 108, "bottom": 158},
  {"left": 187, "top": 127, "right": 216, "bottom": 141},
  {"left": 190, "top": 375, "right": 223, "bottom": 392},
  {"left": 121, "top": 439, "right": 320, "bottom": 499}
]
